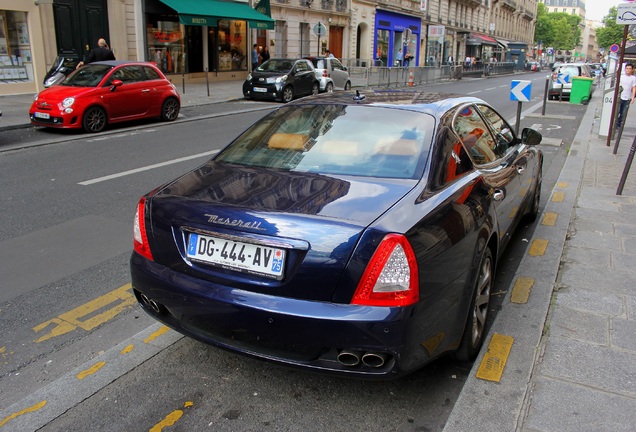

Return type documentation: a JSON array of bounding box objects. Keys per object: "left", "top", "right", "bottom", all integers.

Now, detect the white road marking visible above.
[{"left": 78, "top": 150, "right": 219, "bottom": 185}]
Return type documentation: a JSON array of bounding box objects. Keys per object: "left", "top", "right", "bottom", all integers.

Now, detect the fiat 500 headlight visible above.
[{"left": 62, "top": 97, "right": 75, "bottom": 108}]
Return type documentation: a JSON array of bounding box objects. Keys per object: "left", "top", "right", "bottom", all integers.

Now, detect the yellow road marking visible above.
[
  {"left": 529, "top": 239, "right": 549, "bottom": 256},
  {"left": 149, "top": 401, "right": 193, "bottom": 432},
  {"left": 144, "top": 326, "right": 170, "bottom": 344},
  {"left": 542, "top": 212, "right": 558, "bottom": 226},
  {"left": 557, "top": 182, "right": 568, "bottom": 188},
  {"left": 33, "top": 284, "right": 136, "bottom": 343},
  {"left": 476, "top": 334, "right": 514, "bottom": 382},
  {"left": 511, "top": 277, "right": 534, "bottom": 304},
  {"left": 0, "top": 400, "right": 47, "bottom": 428},
  {"left": 121, "top": 344, "right": 134, "bottom": 355},
  {"left": 77, "top": 361, "right": 106, "bottom": 380},
  {"left": 551, "top": 191, "right": 565, "bottom": 202}
]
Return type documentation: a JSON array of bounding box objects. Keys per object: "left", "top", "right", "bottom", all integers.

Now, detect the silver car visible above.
[
  {"left": 304, "top": 56, "right": 352, "bottom": 92},
  {"left": 548, "top": 62, "right": 594, "bottom": 100}
]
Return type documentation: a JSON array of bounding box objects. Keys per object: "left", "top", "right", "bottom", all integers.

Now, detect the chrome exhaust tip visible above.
[
  {"left": 140, "top": 294, "right": 162, "bottom": 314},
  {"left": 337, "top": 350, "right": 361, "bottom": 366},
  {"left": 361, "top": 352, "right": 388, "bottom": 368}
]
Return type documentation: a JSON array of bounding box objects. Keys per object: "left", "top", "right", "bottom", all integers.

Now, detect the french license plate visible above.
[
  {"left": 187, "top": 233, "right": 285, "bottom": 278},
  {"left": 35, "top": 112, "right": 50, "bottom": 119},
  {"left": 253, "top": 87, "right": 267, "bottom": 93}
]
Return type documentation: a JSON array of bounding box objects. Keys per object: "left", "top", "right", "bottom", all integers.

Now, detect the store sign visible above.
[{"left": 180, "top": 15, "right": 217, "bottom": 27}]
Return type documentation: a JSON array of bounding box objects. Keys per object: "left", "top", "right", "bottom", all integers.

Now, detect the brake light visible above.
[
  {"left": 133, "top": 197, "right": 154, "bottom": 261},
  {"left": 322, "top": 70, "right": 328, "bottom": 77},
  {"left": 351, "top": 234, "right": 419, "bottom": 307}
]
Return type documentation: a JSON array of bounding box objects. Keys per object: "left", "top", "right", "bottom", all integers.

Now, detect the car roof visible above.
[
  {"left": 287, "top": 90, "right": 484, "bottom": 116},
  {"left": 88, "top": 60, "right": 159, "bottom": 67}
]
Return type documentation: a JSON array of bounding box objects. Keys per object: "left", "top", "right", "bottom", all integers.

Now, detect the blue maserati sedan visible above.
[{"left": 130, "top": 91, "right": 543, "bottom": 378}]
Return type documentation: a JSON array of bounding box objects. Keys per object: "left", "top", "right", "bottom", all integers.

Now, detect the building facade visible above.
[{"left": 1, "top": 0, "right": 539, "bottom": 96}]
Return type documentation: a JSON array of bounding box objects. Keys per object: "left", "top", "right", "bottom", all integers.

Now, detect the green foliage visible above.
[
  {"left": 596, "top": 7, "right": 626, "bottom": 50},
  {"left": 533, "top": 5, "right": 581, "bottom": 50}
]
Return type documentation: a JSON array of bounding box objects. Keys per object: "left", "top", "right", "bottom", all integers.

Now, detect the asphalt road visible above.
[{"left": 0, "top": 74, "right": 583, "bottom": 431}]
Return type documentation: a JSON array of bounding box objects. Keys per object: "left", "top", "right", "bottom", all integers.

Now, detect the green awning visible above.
[{"left": 159, "top": 0, "right": 274, "bottom": 30}]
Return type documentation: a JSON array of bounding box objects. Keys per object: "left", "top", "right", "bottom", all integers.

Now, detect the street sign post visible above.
[
  {"left": 510, "top": 80, "right": 531, "bottom": 135},
  {"left": 616, "top": 3, "right": 636, "bottom": 25},
  {"left": 313, "top": 22, "right": 327, "bottom": 55}
]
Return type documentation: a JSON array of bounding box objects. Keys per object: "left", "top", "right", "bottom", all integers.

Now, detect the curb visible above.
[{"left": 442, "top": 94, "right": 600, "bottom": 432}]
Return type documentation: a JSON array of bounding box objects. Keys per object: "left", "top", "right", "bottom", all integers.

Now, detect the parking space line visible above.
[
  {"left": 77, "top": 362, "right": 106, "bottom": 380},
  {"left": 0, "top": 401, "right": 47, "bottom": 428},
  {"left": 33, "top": 284, "right": 136, "bottom": 343},
  {"left": 511, "top": 277, "right": 534, "bottom": 304},
  {"left": 551, "top": 191, "right": 565, "bottom": 202},
  {"left": 149, "top": 402, "right": 194, "bottom": 432},
  {"left": 542, "top": 212, "right": 558, "bottom": 226},
  {"left": 476, "top": 333, "right": 514, "bottom": 382},
  {"left": 529, "top": 239, "right": 549, "bottom": 256}
]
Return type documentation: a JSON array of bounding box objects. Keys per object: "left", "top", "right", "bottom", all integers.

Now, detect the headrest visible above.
[{"left": 267, "top": 133, "right": 308, "bottom": 150}]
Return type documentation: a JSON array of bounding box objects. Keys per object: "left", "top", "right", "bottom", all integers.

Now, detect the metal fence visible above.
[{"left": 342, "top": 59, "right": 516, "bottom": 89}]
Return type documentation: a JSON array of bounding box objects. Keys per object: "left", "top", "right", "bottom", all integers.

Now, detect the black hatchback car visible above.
[{"left": 243, "top": 58, "right": 319, "bottom": 103}]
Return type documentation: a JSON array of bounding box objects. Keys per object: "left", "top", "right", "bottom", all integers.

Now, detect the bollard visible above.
[
  {"left": 182, "top": 73, "right": 185, "bottom": 94},
  {"left": 205, "top": 67, "right": 210, "bottom": 97},
  {"left": 542, "top": 76, "right": 549, "bottom": 115},
  {"left": 616, "top": 134, "right": 636, "bottom": 195},
  {"left": 613, "top": 105, "right": 629, "bottom": 155}
]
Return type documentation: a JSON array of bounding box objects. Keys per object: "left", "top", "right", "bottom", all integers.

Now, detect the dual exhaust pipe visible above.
[
  {"left": 337, "top": 350, "right": 389, "bottom": 368},
  {"left": 139, "top": 293, "right": 164, "bottom": 314}
]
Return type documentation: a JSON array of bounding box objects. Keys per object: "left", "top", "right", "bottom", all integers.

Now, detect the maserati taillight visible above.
[
  {"left": 351, "top": 234, "right": 419, "bottom": 307},
  {"left": 133, "top": 197, "right": 153, "bottom": 261}
]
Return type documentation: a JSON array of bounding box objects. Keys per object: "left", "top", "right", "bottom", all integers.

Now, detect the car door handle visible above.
[
  {"left": 516, "top": 165, "right": 526, "bottom": 175},
  {"left": 141, "top": 89, "right": 151, "bottom": 93},
  {"left": 493, "top": 189, "right": 505, "bottom": 201}
]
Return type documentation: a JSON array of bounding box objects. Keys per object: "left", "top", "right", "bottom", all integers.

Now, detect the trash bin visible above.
[{"left": 570, "top": 76, "right": 594, "bottom": 105}]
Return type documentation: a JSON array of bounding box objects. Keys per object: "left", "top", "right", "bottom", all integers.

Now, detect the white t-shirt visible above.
[{"left": 619, "top": 73, "right": 636, "bottom": 101}]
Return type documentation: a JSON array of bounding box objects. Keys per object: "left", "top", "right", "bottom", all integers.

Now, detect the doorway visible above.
[{"left": 53, "top": 0, "right": 110, "bottom": 60}]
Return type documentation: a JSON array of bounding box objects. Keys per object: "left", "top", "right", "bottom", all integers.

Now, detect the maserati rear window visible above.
[{"left": 215, "top": 105, "right": 433, "bottom": 179}]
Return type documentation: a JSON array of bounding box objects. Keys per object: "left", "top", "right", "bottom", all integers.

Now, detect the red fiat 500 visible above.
[{"left": 30, "top": 60, "right": 180, "bottom": 133}]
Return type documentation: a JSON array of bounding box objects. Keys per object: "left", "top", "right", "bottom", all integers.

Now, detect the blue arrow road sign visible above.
[
  {"left": 510, "top": 80, "right": 531, "bottom": 102},
  {"left": 557, "top": 73, "right": 570, "bottom": 85}
]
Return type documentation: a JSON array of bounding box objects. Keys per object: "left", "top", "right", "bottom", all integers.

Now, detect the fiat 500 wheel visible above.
[
  {"left": 161, "top": 97, "right": 180, "bottom": 121},
  {"left": 82, "top": 106, "right": 107, "bottom": 133}
]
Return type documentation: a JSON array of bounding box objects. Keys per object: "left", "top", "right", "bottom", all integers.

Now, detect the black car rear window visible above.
[{"left": 215, "top": 105, "right": 434, "bottom": 179}]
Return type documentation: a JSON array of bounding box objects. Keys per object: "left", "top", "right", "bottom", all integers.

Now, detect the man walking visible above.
[
  {"left": 617, "top": 63, "right": 636, "bottom": 129},
  {"left": 76, "top": 38, "right": 115, "bottom": 68}
]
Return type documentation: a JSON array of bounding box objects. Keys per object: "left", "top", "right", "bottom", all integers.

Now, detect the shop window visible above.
[
  {"left": 0, "top": 10, "right": 33, "bottom": 83},
  {"left": 217, "top": 20, "right": 247, "bottom": 71},
  {"left": 376, "top": 29, "right": 389, "bottom": 66},
  {"left": 146, "top": 15, "right": 185, "bottom": 74}
]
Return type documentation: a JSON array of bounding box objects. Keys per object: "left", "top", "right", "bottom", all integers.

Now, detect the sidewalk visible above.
[
  {"left": 0, "top": 79, "right": 245, "bottom": 131},
  {"left": 444, "top": 92, "right": 636, "bottom": 431}
]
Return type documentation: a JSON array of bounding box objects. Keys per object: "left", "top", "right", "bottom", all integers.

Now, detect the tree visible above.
[
  {"left": 596, "top": 7, "right": 625, "bottom": 50},
  {"left": 533, "top": 5, "right": 581, "bottom": 51},
  {"left": 534, "top": 3, "right": 555, "bottom": 47}
]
